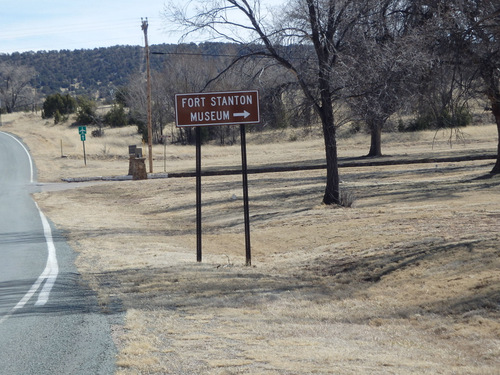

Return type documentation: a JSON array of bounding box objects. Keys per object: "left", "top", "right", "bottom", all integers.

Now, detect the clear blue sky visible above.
[
  {"left": 0, "top": 0, "right": 286, "bottom": 54},
  {"left": 0, "top": 0, "right": 171, "bottom": 53}
]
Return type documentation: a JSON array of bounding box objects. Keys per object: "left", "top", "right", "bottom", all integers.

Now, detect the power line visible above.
[
  {"left": 151, "top": 51, "right": 257, "bottom": 58},
  {"left": 150, "top": 50, "right": 310, "bottom": 61}
]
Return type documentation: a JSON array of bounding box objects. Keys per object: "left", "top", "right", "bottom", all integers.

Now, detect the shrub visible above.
[
  {"left": 104, "top": 104, "right": 128, "bottom": 127},
  {"left": 339, "top": 189, "right": 355, "bottom": 208},
  {"left": 54, "top": 110, "right": 62, "bottom": 124},
  {"left": 403, "top": 106, "right": 472, "bottom": 132},
  {"left": 129, "top": 111, "right": 147, "bottom": 141},
  {"left": 42, "top": 93, "right": 76, "bottom": 119},
  {"left": 76, "top": 96, "right": 98, "bottom": 124}
]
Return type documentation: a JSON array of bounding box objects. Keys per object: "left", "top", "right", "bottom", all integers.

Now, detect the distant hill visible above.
[{"left": 0, "top": 43, "right": 239, "bottom": 100}]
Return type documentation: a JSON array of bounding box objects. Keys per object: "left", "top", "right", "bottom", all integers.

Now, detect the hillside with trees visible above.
[
  {"left": 0, "top": 43, "right": 232, "bottom": 99},
  {"left": 1, "top": 43, "right": 258, "bottom": 100}
]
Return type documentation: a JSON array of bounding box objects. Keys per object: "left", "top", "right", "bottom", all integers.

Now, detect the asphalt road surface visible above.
[{"left": 0, "top": 131, "right": 117, "bottom": 374}]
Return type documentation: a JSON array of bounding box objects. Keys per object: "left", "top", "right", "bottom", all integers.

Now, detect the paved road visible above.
[{"left": 0, "top": 131, "right": 117, "bottom": 374}]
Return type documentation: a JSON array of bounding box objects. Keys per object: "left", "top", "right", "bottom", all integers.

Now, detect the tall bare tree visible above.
[
  {"left": 344, "top": 0, "right": 431, "bottom": 157},
  {"left": 0, "top": 63, "right": 36, "bottom": 113},
  {"left": 419, "top": 0, "right": 500, "bottom": 173},
  {"left": 166, "top": 0, "right": 375, "bottom": 205},
  {"left": 460, "top": 1, "right": 500, "bottom": 174}
]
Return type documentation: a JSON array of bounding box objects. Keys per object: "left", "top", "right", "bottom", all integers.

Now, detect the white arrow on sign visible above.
[{"left": 234, "top": 110, "right": 250, "bottom": 119}]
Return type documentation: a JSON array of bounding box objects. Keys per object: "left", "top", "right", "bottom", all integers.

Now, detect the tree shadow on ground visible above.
[
  {"left": 78, "top": 234, "right": 500, "bottom": 324},
  {"left": 0, "top": 271, "right": 110, "bottom": 320},
  {"left": 305, "top": 236, "right": 500, "bottom": 318},
  {"left": 88, "top": 263, "right": 328, "bottom": 315}
]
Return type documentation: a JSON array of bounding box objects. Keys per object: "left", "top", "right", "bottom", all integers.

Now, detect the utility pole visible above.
[{"left": 142, "top": 17, "right": 153, "bottom": 173}]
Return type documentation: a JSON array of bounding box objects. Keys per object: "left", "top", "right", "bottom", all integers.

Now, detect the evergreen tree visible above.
[
  {"left": 76, "top": 96, "right": 98, "bottom": 124},
  {"left": 42, "top": 93, "right": 76, "bottom": 118}
]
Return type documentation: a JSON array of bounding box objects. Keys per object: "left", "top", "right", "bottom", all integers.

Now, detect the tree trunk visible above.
[
  {"left": 482, "top": 67, "right": 500, "bottom": 174},
  {"left": 367, "top": 119, "right": 383, "bottom": 157},
  {"left": 322, "top": 117, "right": 340, "bottom": 205},
  {"left": 319, "top": 87, "right": 340, "bottom": 205},
  {"left": 491, "top": 106, "right": 500, "bottom": 174}
]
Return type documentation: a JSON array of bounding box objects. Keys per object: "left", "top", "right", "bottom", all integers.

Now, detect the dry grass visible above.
[{"left": 2, "top": 112, "right": 500, "bottom": 374}]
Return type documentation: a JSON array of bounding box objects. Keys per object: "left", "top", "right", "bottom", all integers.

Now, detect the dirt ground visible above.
[{"left": 2, "top": 112, "right": 500, "bottom": 374}]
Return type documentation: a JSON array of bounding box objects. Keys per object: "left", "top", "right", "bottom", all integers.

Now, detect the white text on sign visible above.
[{"left": 180, "top": 94, "right": 254, "bottom": 109}]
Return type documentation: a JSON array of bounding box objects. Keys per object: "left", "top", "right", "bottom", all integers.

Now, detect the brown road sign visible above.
[{"left": 175, "top": 90, "right": 260, "bottom": 127}]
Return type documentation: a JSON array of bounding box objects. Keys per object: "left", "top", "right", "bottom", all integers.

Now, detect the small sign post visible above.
[
  {"left": 79, "top": 126, "right": 87, "bottom": 166},
  {"left": 175, "top": 90, "right": 260, "bottom": 265}
]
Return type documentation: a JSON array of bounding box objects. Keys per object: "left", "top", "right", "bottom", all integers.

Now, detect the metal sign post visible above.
[
  {"left": 79, "top": 126, "right": 87, "bottom": 166},
  {"left": 196, "top": 127, "right": 202, "bottom": 262},
  {"left": 175, "top": 90, "right": 260, "bottom": 265},
  {"left": 81, "top": 134, "right": 87, "bottom": 166},
  {"left": 240, "top": 124, "right": 251, "bottom": 266}
]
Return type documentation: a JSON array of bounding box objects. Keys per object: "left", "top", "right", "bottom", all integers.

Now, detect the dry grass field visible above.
[{"left": 2, "top": 112, "right": 499, "bottom": 374}]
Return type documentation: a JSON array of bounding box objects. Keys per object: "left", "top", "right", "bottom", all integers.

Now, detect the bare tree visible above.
[
  {"left": 214, "top": 53, "right": 306, "bottom": 130},
  {"left": 160, "top": 45, "right": 236, "bottom": 144},
  {"left": 419, "top": 1, "right": 500, "bottom": 173},
  {"left": 344, "top": 0, "right": 432, "bottom": 157},
  {"left": 125, "top": 72, "right": 148, "bottom": 139},
  {"left": 411, "top": 57, "right": 476, "bottom": 141},
  {"left": 461, "top": 1, "right": 500, "bottom": 174},
  {"left": 0, "top": 62, "right": 36, "bottom": 113},
  {"left": 166, "top": 0, "right": 375, "bottom": 205}
]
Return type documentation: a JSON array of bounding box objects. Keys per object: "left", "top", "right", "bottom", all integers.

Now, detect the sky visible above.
[{"left": 0, "top": 0, "right": 286, "bottom": 54}]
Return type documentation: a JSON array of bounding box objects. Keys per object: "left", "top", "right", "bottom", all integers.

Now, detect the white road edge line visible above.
[
  {"left": 13, "top": 204, "right": 59, "bottom": 309},
  {"left": 34, "top": 203, "right": 59, "bottom": 306},
  {"left": 0, "top": 132, "right": 58, "bottom": 325}
]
